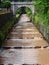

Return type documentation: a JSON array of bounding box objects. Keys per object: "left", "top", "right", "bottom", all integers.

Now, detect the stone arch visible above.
[
  {"left": 15, "top": 6, "right": 32, "bottom": 14},
  {"left": 11, "top": 2, "right": 34, "bottom": 15}
]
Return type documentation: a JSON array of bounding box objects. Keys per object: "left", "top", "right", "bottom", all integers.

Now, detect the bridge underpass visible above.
[{"left": 0, "top": 14, "right": 49, "bottom": 65}]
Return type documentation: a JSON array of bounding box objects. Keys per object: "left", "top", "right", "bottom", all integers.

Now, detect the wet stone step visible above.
[
  {"left": 8, "top": 34, "right": 43, "bottom": 38},
  {"left": 15, "top": 26, "right": 36, "bottom": 29},
  {"left": 14, "top": 46, "right": 41, "bottom": 49},
  {"left": 0, "top": 64, "right": 13, "bottom": 65},
  {"left": 16, "top": 23, "right": 35, "bottom": 25},
  {"left": 22, "top": 64, "right": 41, "bottom": 65},
  {"left": 43, "top": 46, "right": 48, "bottom": 48},
  {"left": 9, "top": 37, "right": 43, "bottom": 39},
  {"left": 7, "top": 36, "right": 35, "bottom": 39},
  {"left": 4, "top": 39, "right": 48, "bottom": 47},
  {"left": 11, "top": 29, "right": 38, "bottom": 32},
  {"left": 6, "top": 38, "right": 43, "bottom": 42},
  {"left": 2, "top": 46, "right": 49, "bottom": 49},
  {"left": 8, "top": 36, "right": 43, "bottom": 39},
  {"left": 3, "top": 47, "right": 22, "bottom": 49},
  {"left": 17, "top": 22, "right": 34, "bottom": 25},
  {"left": 11, "top": 32, "right": 39, "bottom": 34},
  {"left": 3, "top": 47, "right": 11, "bottom": 49},
  {"left": 0, "top": 64, "right": 41, "bottom": 65},
  {"left": 1, "top": 14, "right": 49, "bottom": 65},
  {"left": 16, "top": 24, "right": 34, "bottom": 27}
]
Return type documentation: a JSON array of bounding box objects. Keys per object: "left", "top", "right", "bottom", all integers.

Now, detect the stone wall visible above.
[
  {"left": 38, "top": 23, "right": 49, "bottom": 42},
  {"left": 34, "top": 22, "right": 49, "bottom": 42},
  {"left": 0, "top": 12, "right": 13, "bottom": 28}
]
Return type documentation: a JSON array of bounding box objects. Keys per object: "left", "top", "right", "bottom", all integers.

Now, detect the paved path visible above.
[{"left": 0, "top": 14, "right": 49, "bottom": 65}]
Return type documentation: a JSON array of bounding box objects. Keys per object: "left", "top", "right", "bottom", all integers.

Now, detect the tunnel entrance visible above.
[
  {"left": 21, "top": 7, "right": 26, "bottom": 14},
  {"left": 16, "top": 6, "right": 32, "bottom": 15},
  {"left": 15, "top": 6, "right": 33, "bottom": 22}
]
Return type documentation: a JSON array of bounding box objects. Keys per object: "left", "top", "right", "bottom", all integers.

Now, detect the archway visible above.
[
  {"left": 15, "top": 6, "right": 33, "bottom": 21},
  {"left": 11, "top": 1, "right": 34, "bottom": 15}
]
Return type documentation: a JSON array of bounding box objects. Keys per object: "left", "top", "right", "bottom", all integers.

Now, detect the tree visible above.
[{"left": 3, "top": 0, "right": 10, "bottom": 2}]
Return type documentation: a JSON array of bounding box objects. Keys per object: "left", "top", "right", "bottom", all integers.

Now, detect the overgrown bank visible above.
[
  {"left": 0, "top": 12, "right": 20, "bottom": 48},
  {"left": 24, "top": 1, "right": 49, "bottom": 42},
  {"left": 34, "top": 0, "right": 49, "bottom": 42}
]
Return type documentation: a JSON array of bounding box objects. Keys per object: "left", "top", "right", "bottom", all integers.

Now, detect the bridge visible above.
[{"left": 11, "top": 1, "right": 35, "bottom": 15}]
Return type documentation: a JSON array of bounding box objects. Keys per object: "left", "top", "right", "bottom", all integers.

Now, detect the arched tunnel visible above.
[
  {"left": 15, "top": 6, "right": 33, "bottom": 22},
  {"left": 0, "top": 1, "right": 49, "bottom": 65}
]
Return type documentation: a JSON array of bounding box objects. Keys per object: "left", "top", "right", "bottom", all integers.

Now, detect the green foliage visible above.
[
  {"left": 25, "top": 7, "right": 33, "bottom": 21},
  {"left": 16, "top": 14, "right": 20, "bottom": 18},
  {"left": 34, "top": 13, "right": 40, "bottom": 24},
  {"left": 3, "top": 0, "right": 10, "bottom": 2},
  {"left": 16, "top": 8, "right": 22, "bottom": 14},
  {"left": 47, "top": 30, "right": 49, "bottom": 34},
  {"left": 34, "top": 0, "right": 49, "bottom": 26},
  {"left": 0, "top": 1, "right": 11, "bottom": 8},
  {"left": 4, "top": 2, "right": 11, "bottom": 8}
]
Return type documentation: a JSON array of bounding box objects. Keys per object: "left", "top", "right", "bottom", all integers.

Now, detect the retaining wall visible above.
[
  {"left": 34, "top": 22, "right": 49, "bottom": 42},
  {"left": 0, "top": 12, "right": 13, "bottom": 28}
]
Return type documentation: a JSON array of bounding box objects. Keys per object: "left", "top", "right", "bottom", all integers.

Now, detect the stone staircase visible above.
[{"left": 0, "top": 14, "right": 49, "bottom": 65}]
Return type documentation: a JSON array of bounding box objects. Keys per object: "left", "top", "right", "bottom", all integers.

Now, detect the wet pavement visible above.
[{"left": 0, "top": 14, "right": 49, "bottom": 65}]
